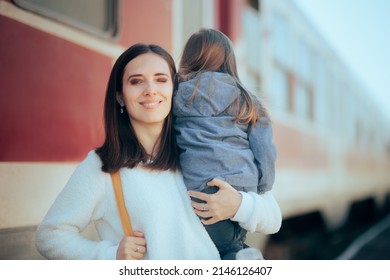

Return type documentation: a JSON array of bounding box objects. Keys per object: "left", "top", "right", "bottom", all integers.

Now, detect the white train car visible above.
[{"left": 236, "top": 0, "right": 390, "bottom": 230}]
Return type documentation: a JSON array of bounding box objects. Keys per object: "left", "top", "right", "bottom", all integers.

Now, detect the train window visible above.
[
  {"left": 273, "top": 13, "right": 290, "bottom": 68},
  {"left": 240, "top": 8, "right": 262, "bottom": 95},
  {"left": 13, "top": 0, "right": 118, "bottom": 39},
  {"left": 272, "top": 66, "right": 289, "bottom": 113},
  {"left": 242, "top": 6, "right": 261, "bottom": 71},
  {"left": 295, "top": 83, "right": 311, "bottom": 119},
  {"left": 297, "top": 39, "right": 312, "bottom": 83},
  {"left": 174, "top": 0, "right": 214, "bottom": 59},
  {"left": 314, "top": 58, "right": 329, "bottom": 127}
]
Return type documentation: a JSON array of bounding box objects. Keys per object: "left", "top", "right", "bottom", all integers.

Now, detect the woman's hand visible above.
[
  {"left": 116, "top": 231, "right": 146, "bottom": 260},
  {"left": 188, "top": 178, "right": 242, "bottom": 225}
]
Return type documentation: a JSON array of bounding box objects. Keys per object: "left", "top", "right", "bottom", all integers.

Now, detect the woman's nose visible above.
[{"left": 144, "top": 82, "right": 157, "bottom": 95}]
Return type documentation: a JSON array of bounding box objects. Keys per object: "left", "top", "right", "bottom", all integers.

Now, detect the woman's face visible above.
[{"left": 119, "top": 53, "right": 173, "bottom": 130}]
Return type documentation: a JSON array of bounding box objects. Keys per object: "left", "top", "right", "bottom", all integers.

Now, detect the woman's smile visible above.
[{"left": 139, "top": 100, "right": 163, "bottom": 109}]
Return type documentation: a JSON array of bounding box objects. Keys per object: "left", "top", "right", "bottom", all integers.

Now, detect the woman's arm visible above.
[
  {"left": 35, "top": 152, "right": 118, "bottom": 259},
  {"left": 232, "top": 190, "right": 282, "bottom": 233},
  {"left": 188, "top": 178, "right": 282, "bottom": 234}
]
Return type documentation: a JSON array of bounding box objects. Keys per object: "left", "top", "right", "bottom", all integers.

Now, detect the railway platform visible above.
[
  {"left": 336, "top": 214, "right": 390, "bottom": 260},
  {"left": 0, "top": 225, "right": 43, "bottom": 260},
  {"left": 2, "top": 214, "right": 390, "bottom": 260}
]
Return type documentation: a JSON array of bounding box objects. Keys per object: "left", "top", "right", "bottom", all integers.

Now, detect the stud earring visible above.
[{"left": 120, "top": 107, "right": 124, "bottom": 114}]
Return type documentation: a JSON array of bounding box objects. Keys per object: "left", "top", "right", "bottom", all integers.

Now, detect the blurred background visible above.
[{"left": 1, "top": 0, "right": 389, "bottom": 260}]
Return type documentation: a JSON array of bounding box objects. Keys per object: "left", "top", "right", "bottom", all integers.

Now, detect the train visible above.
[{"left": 1, "top": 0, "right": 389, "bottom": 254}]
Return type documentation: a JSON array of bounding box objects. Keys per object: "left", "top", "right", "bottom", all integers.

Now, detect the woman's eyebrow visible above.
[
  {"left": 155, "top": 73, "right": 169, "bottom": 76},
  {"left": 128, "top": 73, "right": 168, "bottom": 78},
  {"left": 127, "top": 74, "right": 143, "bottom": 79}
]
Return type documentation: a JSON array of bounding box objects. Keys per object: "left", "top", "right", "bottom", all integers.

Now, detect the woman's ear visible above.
[{"left": 116, "top": 92, "right": 124, "bottom": 107}]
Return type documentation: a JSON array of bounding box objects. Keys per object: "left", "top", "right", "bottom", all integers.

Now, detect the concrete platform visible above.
[{"left": 0, "top": 226, "right": 44, "bottom": 260}]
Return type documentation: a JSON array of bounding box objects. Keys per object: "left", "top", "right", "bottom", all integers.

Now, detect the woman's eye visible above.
[
  {"left": 157, "top": 78, "right": 168, "bottom": 83},
  {"left": 129, "top": 79, "right": 142, "bottom": 85}
]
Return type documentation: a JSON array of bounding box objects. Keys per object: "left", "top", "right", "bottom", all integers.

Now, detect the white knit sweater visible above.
[{"left": 35, "top": 151, "right": 281, "bottom": 260}]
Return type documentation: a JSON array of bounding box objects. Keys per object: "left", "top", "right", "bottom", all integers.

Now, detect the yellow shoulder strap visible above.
[{"left": 111, "top": 171, "right": 134, "bottom": 236}]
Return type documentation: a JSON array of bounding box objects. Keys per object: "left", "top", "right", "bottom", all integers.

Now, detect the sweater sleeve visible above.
[
  {"left": 248, "top": 117, "right": 277, "bottom": 194},
  {"left": 35, "top": 151, "right": 118, "bottom": 260},
  {"left": 231, "top": 191, "right": 282, "bottom": 234}
]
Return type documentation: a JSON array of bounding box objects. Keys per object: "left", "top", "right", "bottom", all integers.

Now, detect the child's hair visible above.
[{"left": 178, "top": 28, "right": 268, "bottom": 126}]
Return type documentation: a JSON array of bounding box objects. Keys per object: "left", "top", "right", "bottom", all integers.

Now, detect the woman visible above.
[{"left": 35, "top": 43, "right": 281, "bottom": 260}]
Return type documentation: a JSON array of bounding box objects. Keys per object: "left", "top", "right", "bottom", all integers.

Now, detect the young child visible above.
[{"left": 173, "top": 28, "right": 277, "bottom": 260}]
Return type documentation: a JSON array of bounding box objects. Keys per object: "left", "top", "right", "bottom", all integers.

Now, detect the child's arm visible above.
[{"left": 248, "top": 117, "right": 277, "bottom": 193}]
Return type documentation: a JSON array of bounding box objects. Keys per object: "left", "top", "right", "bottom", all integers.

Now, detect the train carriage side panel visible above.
[
  {"left": 118, "top": 0, "right": 173, "bottom": 51},
  {"left": 0, "top": 15, "right": 111, "bottom": 162}
]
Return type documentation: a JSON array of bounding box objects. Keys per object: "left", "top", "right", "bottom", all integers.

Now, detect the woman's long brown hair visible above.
[{"left": 96, "top": 44, "right": 179, "bottom": 173}]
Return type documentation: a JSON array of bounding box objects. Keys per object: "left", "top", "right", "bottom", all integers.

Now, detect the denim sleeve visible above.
[{"left": 248, "top": 117, "right": 277, "bottom": 193}]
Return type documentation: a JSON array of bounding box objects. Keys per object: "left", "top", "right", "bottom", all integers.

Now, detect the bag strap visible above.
[{"left": 111, "top": 171, "right": 134, "bottom": 236}]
